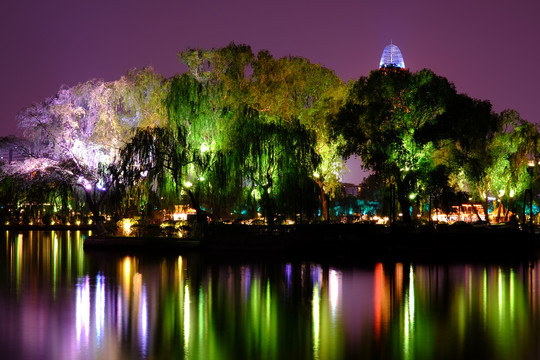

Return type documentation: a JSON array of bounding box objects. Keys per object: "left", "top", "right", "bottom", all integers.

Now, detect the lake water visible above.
[{"left": 1, "top": 230, "right": 540, "bottom": 359}]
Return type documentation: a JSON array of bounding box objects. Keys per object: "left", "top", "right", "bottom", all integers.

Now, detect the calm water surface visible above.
[{"left": 1, "top": 230, "right": 540, "bottom": 359}]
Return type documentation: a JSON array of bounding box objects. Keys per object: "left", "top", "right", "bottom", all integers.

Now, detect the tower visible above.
[{"left": 379, "top": 42, "right": 405, "bottom": 69}]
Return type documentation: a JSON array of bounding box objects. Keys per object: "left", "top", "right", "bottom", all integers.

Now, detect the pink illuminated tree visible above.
[{"left": 10, "top": 67, "right": 166, "bottom": 233}]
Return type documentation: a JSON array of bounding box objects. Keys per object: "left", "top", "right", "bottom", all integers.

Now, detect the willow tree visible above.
[
  {"left": 119, "top": 126, "right": 190, "bottom": 214},
  {"left": 249, "top": 51, "right": 346, "bottom": 220},
  {"left": 225, "top": 109, "right": 320, "bottom": 225},
  {"left": 164, "top": 72, "right": 233, "bottom": 227},
  {"left": 176, "top": 44, "right": 330, "bottom": 222},
  {"left": 13, "top": 67, "right": 166, "bottom": 233},
  {"left": 333, "top": 67, "right": 456, "bottom": 224}
]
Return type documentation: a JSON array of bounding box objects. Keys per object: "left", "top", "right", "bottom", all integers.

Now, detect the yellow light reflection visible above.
[
  {"left": 178, "top": 256, "right": 183, "bottom": 279},
  {"left": 483, "top": 267, "right": 487, "bottom": 328},
  {"left": 184, "top": 284, "right": 190, "bottom": 358},
  {"left": 498, "top": 268, "right": 503, "bottom": 324},
  {"left": 15, "top": 233, "right": 23, "bottom": 292},
  {"left": 122, "top": 257, "right": 132, "bottom": 297}
]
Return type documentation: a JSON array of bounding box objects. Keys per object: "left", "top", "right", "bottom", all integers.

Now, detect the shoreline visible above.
[{"left": 82, "top": 224, "right": 540, "bottom": 261}]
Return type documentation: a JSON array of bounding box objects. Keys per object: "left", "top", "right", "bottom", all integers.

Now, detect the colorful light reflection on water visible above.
[{"left": 2, "top": 231, "right": 540, "bottom": 359}]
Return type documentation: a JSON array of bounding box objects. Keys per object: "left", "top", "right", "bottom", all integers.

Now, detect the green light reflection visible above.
[{"left": 3, "top": 232, "right": 540, "bottom": 360}]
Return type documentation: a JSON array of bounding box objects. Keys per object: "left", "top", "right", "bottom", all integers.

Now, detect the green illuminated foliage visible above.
[
  {"left": 159, "top": 44, "right": 340, "bottom": 223},
  {"left": 444, "top": 108, "right": 540, "bottom": 220},
  {"left": 333, "top": 68, "right": 456, "bottom": 223}
]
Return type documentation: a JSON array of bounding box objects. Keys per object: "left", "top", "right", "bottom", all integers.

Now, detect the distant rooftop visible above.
[{"left": 379, "top": 42, "right": 405, "bottom": 69}]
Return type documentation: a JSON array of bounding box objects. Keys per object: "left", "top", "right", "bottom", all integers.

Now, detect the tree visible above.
[
  {"left": 332, "top": 67, "right": 456, "bottom": 224},
  {"left": 442, "top": 107, "right": 539, "bottom": 222},
  {"left": 12, "top": 68, "right": 166, "bottom": 233},
  {"left": 169, "top": 44, "right": 336, "bottom": 224},
  {"left": 249, "top": 51, "right": 346, "bottom": 220}
]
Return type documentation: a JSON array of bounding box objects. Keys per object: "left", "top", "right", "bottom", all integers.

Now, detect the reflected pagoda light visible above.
[{"left": 379, "top": 42, "right": 405, "bottom": 69}]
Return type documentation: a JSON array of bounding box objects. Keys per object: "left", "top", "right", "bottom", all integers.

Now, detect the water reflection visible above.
[{"left": 2, "top": 231, "right": 540, "bottom": 359}]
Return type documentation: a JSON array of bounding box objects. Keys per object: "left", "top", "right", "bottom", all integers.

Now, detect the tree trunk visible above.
[
  {"left": 495, "top": 200, "right": 502, "bottom": 223},
  {"left": 396, "top": 187, "right": 411, "bottom": 225},
  {"left": 315, "top": 179, "right": 329, "bottom": 221},
  {"left": 85, "top": 189, "right": 107, "bottom": 236},
  {"left": 472, "top": 202, "right": 483, "bottom": 223},
  {"left": 482, "top": 196, "right": 489, "bottom": 223},
  {"left": 187, "top": 189, "right": 207, "bottom": 238},
  {"left": 261, "top": 188, "right": 276, "bottom": 229}
]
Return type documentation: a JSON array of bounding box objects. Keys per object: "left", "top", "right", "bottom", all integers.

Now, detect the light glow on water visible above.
[
  {"left": 4, "top": 231, "right": 540, "bottom": 360},
  {"left": 95, "top": 273, "right": 105, "bottom": 347},
  {"left": 140, "top": 284, "right": 148, "bottom": 358},
  {"left": 184, "top": 284, "right": 190, "bottom": 359},
  {"left": 403, "top": 265, "right": 415, "bottom": 360},
  {"left": 329, "top": 268, "right": 341, "bottom": 318},
  {"left": 76, "top": 275, "right": 90, "bottom": 347},
  {"left": 312, "top": 284, "right": 320, "bottom": 360}
]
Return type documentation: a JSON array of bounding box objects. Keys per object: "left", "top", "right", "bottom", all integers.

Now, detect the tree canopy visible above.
[{"left": 3, "top": 43, "right": 539, "bottom": 232}]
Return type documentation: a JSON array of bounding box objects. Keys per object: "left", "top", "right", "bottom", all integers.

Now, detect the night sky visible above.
[{"left": 1, "top": 0, "right": 538, "bottom": 182}]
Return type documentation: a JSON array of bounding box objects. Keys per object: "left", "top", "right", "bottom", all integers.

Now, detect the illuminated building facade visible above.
[{"left": 379, "top": 42, "right": 405, "bottom": 69}]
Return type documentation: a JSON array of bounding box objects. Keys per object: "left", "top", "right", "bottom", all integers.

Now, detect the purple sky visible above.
[{"left": 1, "top": 0, "right": 538, "bottom": 183}]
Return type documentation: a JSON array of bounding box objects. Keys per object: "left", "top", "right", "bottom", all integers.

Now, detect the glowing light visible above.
[
  {"left": 124, "top": 257, "right": 131, "bottom": 276},
  {"left": 173, "top": 213, "right": 187, "bottom": 221},
  {"left": 184, "top": 284, "right": 190, "bottom": 355},
  {"left": 200, "top": 143, "right": 210, "bottom": 153},
  {"left": 78, "top": 176, "right": 92, "bottom": 190},
  {"left": 119, "top": 218, "right": 134, "bottom": 236},
  {"left": 122, "top": 256, "right": 132, "bottom": 296},
  {"left": 178, "top": 256, "right": 183, "bottom": 279},
  {"left": 242, "top": 266, "right": 251, "bottom": 299},
  {"left": 184, "top": 181, "right": 192, "bottom": 188},
  {"left": 509, "top": 189, "right": 515, "bottom": 198},
  {"left": 313, "top": 171, "right": 320, "bottom": 178},
  {"left": 403, "top": 265, "right": 415, "bottom": 359},
  {"left": 96, "top": 274, "right": 105, "bottom": 345},
  {"left": 285, "top": 263, "right": 292, "bottom": 291},
  {"left": 140, "top": 284, "right": 148, "bottom": 357},
  {"left": 379, "top": 42, "right": 405, "bottom": 68},
  {"left": 76, "top": 275, "right": 91, "bottom": 346},
  {"left": 312, "top": 285, "right": 320, "bottom": 360},
  {"left": 96, "top": 180, "right": 106, "bottom": 191},
  {"left": 408, "top": 265, "right": 415, "bottom": 324},
  {"left": 374, "top": 263, "right": 383, "bottom": 340},
  {"left": 140, "top": 170, "right": 148, "bottom": 178},
  {"left": 329, "top": 268, "right": 341, "bottom": 318}
]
